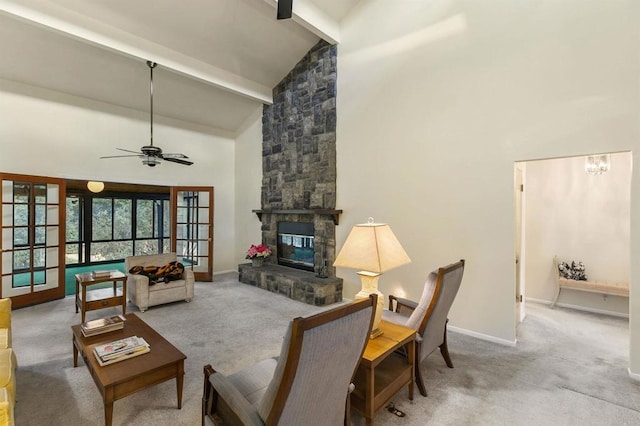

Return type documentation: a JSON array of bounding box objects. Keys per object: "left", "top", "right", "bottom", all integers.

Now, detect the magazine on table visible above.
[
  {"left": 94, "top": 336, "right": 149, "bottom": 360},
  {"left": 94, "top": 343, "right": 150, "bottom": 366}
]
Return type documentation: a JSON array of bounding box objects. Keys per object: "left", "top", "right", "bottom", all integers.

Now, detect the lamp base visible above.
[
  {"left": 369, "top": 327, "right": 384, "bottom": 339},
  {"left": 354, "top": 271, "right": 384, "bottom": 339}
]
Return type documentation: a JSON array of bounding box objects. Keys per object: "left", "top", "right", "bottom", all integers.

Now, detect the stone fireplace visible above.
[{"left": 238, "top": 40, "right": 343, "bottom": 306}]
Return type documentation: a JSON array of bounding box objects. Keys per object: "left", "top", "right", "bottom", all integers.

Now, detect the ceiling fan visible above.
[{"left": 100, "top": 61, "right": 193, "bottom": 167}]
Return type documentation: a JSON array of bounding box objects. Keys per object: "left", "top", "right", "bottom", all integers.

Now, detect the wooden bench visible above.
[{"left": 551, "top": 256, "right": 629, "bottom": 308}]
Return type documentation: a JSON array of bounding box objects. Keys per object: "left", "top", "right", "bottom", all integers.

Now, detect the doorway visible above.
[{"left": 515, "top": 151, "right": 632, "bottom": 331}]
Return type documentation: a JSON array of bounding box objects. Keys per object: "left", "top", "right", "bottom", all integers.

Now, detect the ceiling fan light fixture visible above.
[{"left": 142, "top": 157, "right": 161, "bottom": 167}]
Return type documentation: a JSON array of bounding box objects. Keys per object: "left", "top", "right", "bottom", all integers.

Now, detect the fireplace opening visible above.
[{"left": 277, "top": 222, "right": 315, "bottom": 272}]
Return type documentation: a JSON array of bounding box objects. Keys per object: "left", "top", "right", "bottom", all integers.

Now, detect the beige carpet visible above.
[{"left": 11, "top": 272, "right": 640, "bottom": 425}]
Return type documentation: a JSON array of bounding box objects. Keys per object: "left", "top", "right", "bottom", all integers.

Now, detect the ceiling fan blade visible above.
[
  {"left": 116, "top": 148, "right": 144, "bottom": 154},
  {"left": 162, "top": 157, "right": 193, "bottom": 166},
  {"left": 100, "top": 154, "right": 144, "bottom": 159},
  {"left": 161, "top": 153, "right": 189, "bottom": 159}
]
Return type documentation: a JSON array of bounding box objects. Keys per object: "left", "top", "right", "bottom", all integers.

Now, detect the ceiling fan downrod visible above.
[{"left": 147, "top": 61, "right": 157, "bottom": 148}]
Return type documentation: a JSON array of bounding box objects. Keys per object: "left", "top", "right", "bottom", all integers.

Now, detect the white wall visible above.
[
  {"left": 234, "top": 106, "right": 264, "bottom": 267},
  {"left": 0, "top": 78, "right": 239, "bottom": 272},
  {"left": 524, "top": 153, "right": 631, "bottom": 315},
  {"left": 337, "top": 0, "right": 639, "bottom": 358}
]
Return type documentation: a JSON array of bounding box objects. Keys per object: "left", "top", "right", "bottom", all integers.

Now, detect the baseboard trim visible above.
[
  {"left": 214, "top": 269, "right": 238, "bottom": 277},
  {"left": 448, "top": 325, "right": 517, "bottom": 347},
  {"left": 525, "top": 297, "right": 629, "bottom": 319},
  {"left": 628, "top": 369, "right": 640, "bottom": 382}
]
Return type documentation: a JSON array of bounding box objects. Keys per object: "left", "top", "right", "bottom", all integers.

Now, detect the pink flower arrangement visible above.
[{"left": 246, "top": 244, "right": 272, "bottom": 259}]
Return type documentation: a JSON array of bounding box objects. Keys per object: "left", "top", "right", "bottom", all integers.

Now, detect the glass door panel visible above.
[
  {"left": 0, "top": 173, "right": 65, "bottom": 307},
  {"left": 171, "top": 187, "right": 213, "bottom": 281}
]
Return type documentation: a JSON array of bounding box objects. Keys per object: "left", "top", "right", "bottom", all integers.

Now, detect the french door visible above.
[
  {"left": 1, "top": 173, "right": 65, "bottom": 307},
  {"left": 171, "top": 187, "right": 213, "bottom": 281}
]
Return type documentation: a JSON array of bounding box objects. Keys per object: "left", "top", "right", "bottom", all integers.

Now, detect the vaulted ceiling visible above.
[{"left": 0, "top": 0, "right": 359, "bottom": 133}]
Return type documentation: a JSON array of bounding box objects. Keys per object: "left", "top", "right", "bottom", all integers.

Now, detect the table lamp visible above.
[{"left": 334, "top": 218, "right": 411, "bottom": 338}]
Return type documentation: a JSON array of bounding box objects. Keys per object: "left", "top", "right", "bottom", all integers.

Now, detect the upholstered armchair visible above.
[
  {"left": 125, "top": 252, "right": 194, "bottom": 312},
  {"left": 202, "top": 295, "right": 376, "bottom": 426},
  {"left": 382, "top": 259, "right": 465, "bottom": 397}
]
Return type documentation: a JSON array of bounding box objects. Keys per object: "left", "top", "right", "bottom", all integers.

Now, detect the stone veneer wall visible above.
[
  {"left": 259, "top": 40, "right": 339, "bottom": 278},
  {"left": 262, "top": 40, "right": 337, "bottom": 211}
]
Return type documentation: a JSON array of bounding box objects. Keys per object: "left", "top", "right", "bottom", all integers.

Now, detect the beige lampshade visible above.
[
  {"left": 334, "top": 220, "right": 411, "bottom": 273},
  {"left": 87, "top": 181, "right": 105, "bottom": 193}
]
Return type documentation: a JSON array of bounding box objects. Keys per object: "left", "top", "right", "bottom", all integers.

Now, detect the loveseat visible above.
[
  {"left": 125, "top": 253, "right": 194, "bottom": 312},
  {"left": 0, "top": 298, "right": 16, "bottom": 426}
]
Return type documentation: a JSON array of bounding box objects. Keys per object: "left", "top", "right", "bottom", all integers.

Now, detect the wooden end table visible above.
[
  {"left": 351, "top": 320, "right": 415, "bottom": 425},
  {"left": 72, "top": 313, "right": 186, "bottom": 426},
  {"left": 75, "top": 271, "right": 127, "bottom": 323}
]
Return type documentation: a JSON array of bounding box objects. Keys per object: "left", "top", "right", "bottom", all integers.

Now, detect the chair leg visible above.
[
  {"left": 203, "top": 364, "right": 218, "bottom": 426},
  {"left": 344, "top": 393, "right": 351, "bottom": 426},
  {"left": 440, "top": 321, "right": 454, "bottom": 368},
  {"left": 414, "top": 342, "right": 428, "bottom": 397},
  {"left": 550, "top": 286, "right": 560, "bottom": 308}
]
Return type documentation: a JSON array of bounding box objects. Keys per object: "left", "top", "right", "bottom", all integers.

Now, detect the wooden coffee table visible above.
[{"left": 72, "top": 313, "right": 186, "bottom": 426}]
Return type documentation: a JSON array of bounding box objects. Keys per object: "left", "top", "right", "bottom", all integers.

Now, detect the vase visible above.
[{"left": 251, "top": 257, "right": 264, "bottom": 267}]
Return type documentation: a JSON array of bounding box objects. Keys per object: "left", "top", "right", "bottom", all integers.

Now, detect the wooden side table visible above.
[
  {"left": 351, "top": 320, "right": 415, "bottom": 426},
  {"left": 75, "top": 271, "right": 127, "bottom": 323}
]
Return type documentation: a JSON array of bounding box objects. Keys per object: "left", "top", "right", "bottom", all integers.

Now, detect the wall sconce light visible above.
[
  {"left": 87, "top": 181, "right": 105, "bottom": 193},
  {"left": 585, "top": 154, "right": 610, "bottom": 175}
]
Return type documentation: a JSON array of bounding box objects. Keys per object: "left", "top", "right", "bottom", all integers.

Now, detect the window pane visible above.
[
  {"left": 13, "top": 227, "right": 28, "bottom": 246},
  {"left": 35, "top": 205, "right": 46, "bottom": 225},
  {"left": 91, "top": 241, "right": 133, "bottom": 262},
  {"left": 13, "top": 249, "right": 30, "bottom": 270},
  {"left": 14, "top": 205, "right": 28, "bottom": 226},
  {"left": 13, "top": 182, "right": 29, "bottom": 203},
  {"left": 136, "top": 200, "right": 154, "bottom": 238},
  {"left": 66, "top": 197, "right": 80, "bottom": 242},
  {"left": 92, "top": 198, "right": 112, "bottom": 241},
  {"left": 66, "top": 244, "right": 79, "bottom": 264},
  {"left": 33, "top": 270, "right": 45, "bottom": 285},
  {"left": 34, "top": 184, "right": 47, "bottom": 204},
  {"left": 33, "top": 248, "right": 45, "bottom": 268},
  {"left": 163, "top": 200, "right": 170, "bottom": 238},
  {"left": 135, "top": 239, "right": 159, "bottom": 256},
  {"left": 35, "top": 226, "right": 46, "bottom": 245},
  {"left": 163, "top": 238, "right": 170, "bottom": 254},
  {"left": 114, "top": 199, "right": 132, "bottom": 239}
]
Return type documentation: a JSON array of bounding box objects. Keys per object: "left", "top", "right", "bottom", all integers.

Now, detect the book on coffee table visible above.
[
  {"left": 81, "top": 314, "right": 126, "bottom": 337},
  {"left": 92, "top": 270, "right": 114, "bottom": 279},
  {"left": 93, "top": 336, "right": 150, "bottom": 366}
]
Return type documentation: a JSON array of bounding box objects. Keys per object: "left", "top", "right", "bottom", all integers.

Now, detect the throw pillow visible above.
[
  {"left": 129, "top": 265, "right": 163, "bottom": 285},
  {"left": 557, "top": 260, "right": 587, "bottom": 281},
  {"left": 156, "top": 261, "right": 185, "bottom": 282},
  {"left": 129, "top": 262, "right": 185, "bottom": 284}
]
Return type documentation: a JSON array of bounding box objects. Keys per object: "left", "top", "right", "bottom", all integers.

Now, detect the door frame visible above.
[
  {"left": 170, "top": 186, "right": 214, "bottom": 281},
  {"left": 0, "top": 173, "right": 66, "bottom": 307}
]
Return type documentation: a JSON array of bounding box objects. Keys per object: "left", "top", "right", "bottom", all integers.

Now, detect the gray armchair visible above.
[
  {"left": 202, "top": 295, "right": 376, "bottom": 426},
  {"left": 382, "top": 259, "right": 465, "bottom": 397}
]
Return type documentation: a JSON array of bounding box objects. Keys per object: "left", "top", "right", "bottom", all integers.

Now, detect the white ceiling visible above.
[{"left": 0, "top": 0, "right": 360, "bottom": 133}]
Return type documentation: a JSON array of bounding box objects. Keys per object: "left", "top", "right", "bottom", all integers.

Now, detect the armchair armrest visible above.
[
  {"left": 203, "top": 365, "right": 263, "bottom": 426},
  {"left": 388, "top": 294, "right": 418, "bottom": 314},
  {"left": 126, "top": 274, "right": 150, "bottom": 312},
  {"left": 0, "top": 299, "right": 11, "bottom": 331}
]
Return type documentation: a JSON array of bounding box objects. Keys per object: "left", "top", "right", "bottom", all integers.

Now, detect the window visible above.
[{"left": 65, "top": 192, "right": 170, "bottom": 266}]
